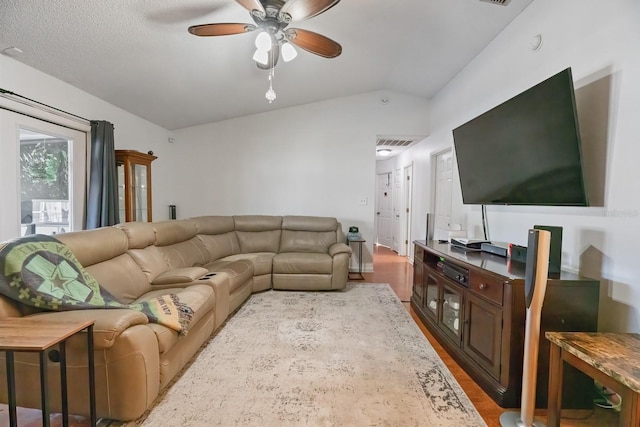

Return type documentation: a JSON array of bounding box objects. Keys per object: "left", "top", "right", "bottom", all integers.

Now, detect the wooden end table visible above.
[
  {"left": 0, "top": 318, "right": 96, "bottom": 427},
  {"left": 546, "top": 331, "right": 640, "bottom": 427}
]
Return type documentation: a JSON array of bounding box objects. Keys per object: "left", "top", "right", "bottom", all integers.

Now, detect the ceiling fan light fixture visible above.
[
  {"left": 281, "top": 42, "right": 297, "bottom": 62},
  {"left": 255, "top": 31, "right": 272, "bottom": 52},
  {"left": 265, "top": 71, "right": 276, "bottom": 103},
  {"left": 253, "top": 48, "right": 269, "bottom": 65}
]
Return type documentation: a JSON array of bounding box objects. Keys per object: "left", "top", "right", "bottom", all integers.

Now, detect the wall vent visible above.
[{"left": 479, "top": 0, "right": 511, "bottom": 5}]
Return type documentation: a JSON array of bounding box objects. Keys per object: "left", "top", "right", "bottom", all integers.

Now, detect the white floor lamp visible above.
[{"left": 500, "top": 228, "right": 551, "bottom": 427}]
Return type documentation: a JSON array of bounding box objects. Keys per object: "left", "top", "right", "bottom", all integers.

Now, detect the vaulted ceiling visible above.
[{"left": 0, "top": 0, "right": 533, "bottom": 130}]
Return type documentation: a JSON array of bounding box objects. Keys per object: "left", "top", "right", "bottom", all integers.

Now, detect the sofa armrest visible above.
[
  {"left": 29, "top": 309, "right": 149, "bottom": 350},
  {"left": 152, "top": 267, "right": 209, "bottom": 285},
  {"left": 329, "top": 242, "right": 352, "bottom": 257}
]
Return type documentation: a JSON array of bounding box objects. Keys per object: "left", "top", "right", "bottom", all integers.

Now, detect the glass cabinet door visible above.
[
  {"left": 441, "top": 282, "right": 463, "bottom": 342},
  {"left": 115, "top": 150, "right": 156, "bottom": 223},
  {"left": 133, "top": 163, "right": 149, "bottom": 222},
  {"left": 117, "top": 163, "right": 126, "bottom": 221},
  {"left": 425, "top": 272, "right": 439, "bottom": 320}
]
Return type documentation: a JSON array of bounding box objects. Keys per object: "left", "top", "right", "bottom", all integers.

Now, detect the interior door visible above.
[
  {"left": 433, "top": 149, "right": 453, "bottom": 241},
  {"left": 403, "top": 163, "right": 413, "bottom": 257},
  {"left": 375, "top": 172, "right": 393, "bottom": 248},
  {"left": 392, "top": 168, "right": 402, "bottom": 252},
  {"left": 0, "top": 109, "right": 87, "bottom": 241}
]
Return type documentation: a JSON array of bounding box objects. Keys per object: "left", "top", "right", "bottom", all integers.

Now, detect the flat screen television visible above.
[{"left": 452, "top": 67, "right": 588, "bottom": 206}]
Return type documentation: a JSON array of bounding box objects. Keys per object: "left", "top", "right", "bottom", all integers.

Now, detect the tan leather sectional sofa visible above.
[{"left": 0, "top": 215, "right": 351, "bottom": 421}]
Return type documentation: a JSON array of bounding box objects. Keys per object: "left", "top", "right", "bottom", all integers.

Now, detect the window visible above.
[
  {"left": 19, "top": 130, "right": 71, "bottom": 236},
  {"left": 0, "top": 109, "right": 87, "bottom": 241}
]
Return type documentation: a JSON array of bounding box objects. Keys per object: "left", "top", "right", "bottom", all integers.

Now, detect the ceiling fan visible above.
[{"left": 188, "top": 0, "right": 342, "bottom": 70}]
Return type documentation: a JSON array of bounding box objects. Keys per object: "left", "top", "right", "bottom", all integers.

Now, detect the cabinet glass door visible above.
[
  {"left": 441, "top": 282, "right": 463, "bottom": 341},
  {"left": 117, "top": 163, "right": 126, "bottom": 222},
  {"left": 115, "top": 150, "right": 156, "bottom": 223},
  {"left": 425, "top": 273, "right": 439, "bottom": 320},
  {"left": 133, "top": 163, "right": 148, "bottom": 222}
]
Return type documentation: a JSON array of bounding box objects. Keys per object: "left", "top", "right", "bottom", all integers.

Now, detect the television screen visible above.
[{"left": 452, "top": 68, "right": 588, "bottom": 206}]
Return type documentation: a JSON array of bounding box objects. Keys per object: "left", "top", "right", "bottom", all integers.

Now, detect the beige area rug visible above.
[{"left": 125, "top": 284, "right": 487, "bottom": 427}]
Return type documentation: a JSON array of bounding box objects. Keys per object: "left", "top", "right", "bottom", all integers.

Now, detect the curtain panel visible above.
[{"left": 85, "top": 121, "right": 119, "bottom": 228}]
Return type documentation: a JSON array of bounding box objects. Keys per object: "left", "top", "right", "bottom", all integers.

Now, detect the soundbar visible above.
[{"left": 481, "top": 242, "right": 509, "bottom": 257}]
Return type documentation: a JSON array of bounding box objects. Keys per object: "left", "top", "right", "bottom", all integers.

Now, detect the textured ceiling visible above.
[{"left": 0, "top": 0, "right": 533, "bottom": 130}]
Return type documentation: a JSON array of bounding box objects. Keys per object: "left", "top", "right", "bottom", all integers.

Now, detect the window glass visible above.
[{"left": 19, "top": 129, "right": 71, "bottom": 236}]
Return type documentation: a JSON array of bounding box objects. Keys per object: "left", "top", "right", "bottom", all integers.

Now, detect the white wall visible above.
[
  {"left": 172, "top": 90, "right": 430, "bottom": 271},
  {"left": 403, "top": 0, "right": 640, "bottom": 332},
  {"left": 0, "top": 55, "right": 176, "bottom": 223}
]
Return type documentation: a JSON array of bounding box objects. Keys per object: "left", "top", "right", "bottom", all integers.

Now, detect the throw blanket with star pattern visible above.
[{"left": 0, "top": 234, "right": 193, "bottom": 334}]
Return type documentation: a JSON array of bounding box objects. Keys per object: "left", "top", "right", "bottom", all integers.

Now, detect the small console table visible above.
[
  {"left": 546, "top": 332, "right": 640, "bottom": 427},
  {"left": 0, "top": 318, "right": 96, "bottom": 427},
  {"left": 347, "top": 237, "right": 365, "bottom": 280}
]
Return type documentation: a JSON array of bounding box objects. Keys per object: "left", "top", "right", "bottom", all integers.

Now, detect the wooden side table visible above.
[
  {"left": 546, "top": 332, "right": 640, "bottom": 427},
  {"left": 0, "top": 318, "right": 96, "bottom": 427}
]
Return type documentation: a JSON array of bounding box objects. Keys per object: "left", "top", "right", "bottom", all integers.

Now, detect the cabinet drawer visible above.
[
  {"left": 469, "top": 271, "right": 504, "bottom": 306},
  {"left": 415, "top": 245, "right": 424, "bottom": 263}
]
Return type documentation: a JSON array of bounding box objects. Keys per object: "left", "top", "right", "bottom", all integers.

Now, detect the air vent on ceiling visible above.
[
  {"left": 479, "top": 0, "right": 511, "bottom": 5},
  {"left": 376, "top": 138, "right": 416, "bottom": 148}
]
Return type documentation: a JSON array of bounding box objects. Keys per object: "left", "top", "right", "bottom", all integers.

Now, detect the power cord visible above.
[{"left": 593, "top": 384, "right": 622, "bottom": 413}]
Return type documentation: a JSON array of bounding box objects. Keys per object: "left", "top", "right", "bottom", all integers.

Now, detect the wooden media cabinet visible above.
[{"left": 411, "top": 240, "right": 600, "bottom": 408}]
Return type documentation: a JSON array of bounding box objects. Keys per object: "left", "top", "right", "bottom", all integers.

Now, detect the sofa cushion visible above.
[
  {"left": 127, "top": 245, "right": 170, "bottom": 283},
  {"left": 272, "top": 253, "right": 333, "bottom": 274},
  {"left": 281, "top": 215, "right": 338, "bottom": 232},
  {"left": 279, "top": 216, "right": 339, "bottom": 253},
  {"left": 222, "top": 253, "right": 275, "bottom": 276},
  {"left": 191, "top": 216, "right": 235, "bottom": 235},
  {"left": 279, "top": 230, "right": 337, "bottom": 254},
  {"left": 233, "top": 215, "right": 282, "bottom": 232},
  {"left": 196, "top": 232, "right": 240, "bottom": 260},
  {"left": 57, "top": 227, "right": 129, "bottom": 267},
  {"left": 29, "top": 308, "right": 149, "bottom": 350},
  {"left": 133, "top": 284, "right": 215, "bottom": 353},
  {"left": 203, "top": 259, "right": 254, "bottom": 293},
  {"left": 85, "top": 254, "right": 152, "bottom": 304},
  {"left": 152, "top": 267, "right": 209, "bottom": 285},
  {"left": 234, "top": 215, "right": 282, "bottom": 253},
  {"left": 117, "top": 222, "right": 156, "bottom": 249},
  {"left": 153, "top": 220, "right": 198, "bottom": 246},
  {"left": 236, "top": 231, "right": 281, "bottom": 253},
  {"left": 152, "top": 220, "right": 209, "bottom": 268}
]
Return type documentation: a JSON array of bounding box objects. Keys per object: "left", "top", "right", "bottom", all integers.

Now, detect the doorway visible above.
[
  {"left": 433, "top": 148, "right": 453, "bottom": 240},
  {"left": 375, "top": 172, "right": 393, "bottom": 248}
]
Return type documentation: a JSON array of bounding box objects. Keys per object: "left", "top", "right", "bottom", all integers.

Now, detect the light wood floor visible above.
[{"left": 0, "top": 245, "right": 619, "bottom": 426}]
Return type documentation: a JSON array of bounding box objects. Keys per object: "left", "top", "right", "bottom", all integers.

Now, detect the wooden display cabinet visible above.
[
  {"left": 411, "top": 240, "right": 600, "bottom": 409},
  {"left": 115, "top": 150, "right": 157, "bottom": 222}
]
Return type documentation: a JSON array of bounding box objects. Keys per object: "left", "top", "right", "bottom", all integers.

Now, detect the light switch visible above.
[{"left": 359, "top": 197, "right": 368, "bottom": 205}]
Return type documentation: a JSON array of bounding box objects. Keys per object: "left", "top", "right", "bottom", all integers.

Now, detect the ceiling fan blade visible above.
[
  {"left": 257, "top": 43, "right": 280, "bottom": 70},
  {"left": 286, "top": 28, "right": 342, "bottom": 58},
  {"left": 188, "top": 23, "right": 256, "bottom": 37},
  {"left": 235, "top": 0, "right": 266, "bottom": 16},
  {"left": 279, "top": 0, "right": 340, "bottom": 22}
]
